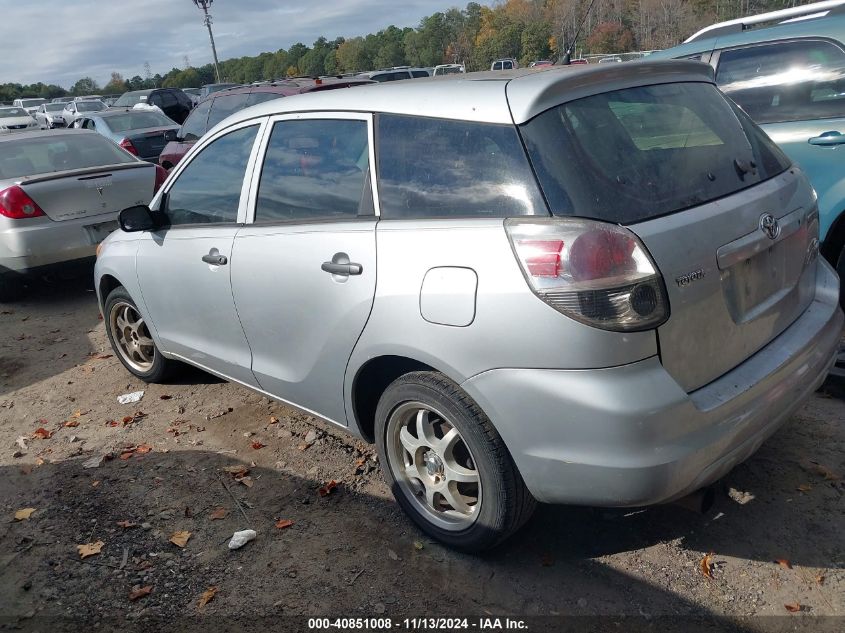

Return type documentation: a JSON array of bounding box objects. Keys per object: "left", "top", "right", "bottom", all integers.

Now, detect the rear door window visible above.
[
  {"left": 520, "top": 82, "right": 790, "bottom": 224},
  {"left": 255, "top": 119, "right": 370, "bottom": 222},
  {"left": 207, "top": 93, "right": 249, "bottom": 129},
  {"left": 715, "top": 39, "right": 845, "bottom": 124},
  {"left": 376, "top": 114, "right": 545, "bottom": 219}
]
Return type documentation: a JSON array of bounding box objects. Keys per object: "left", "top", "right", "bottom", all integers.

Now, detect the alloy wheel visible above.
[
  {"left": 109, "top": 301, "right": 155, "bottom": 373},
  {"left": 386, "top": 401, "right": 482, "bottom": 531}
]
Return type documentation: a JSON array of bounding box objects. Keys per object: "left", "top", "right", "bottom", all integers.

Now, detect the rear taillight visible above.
[
  {"left": 506, "top": 218, "right": 668, "bottom": 332},
  {"left": 0, "top": 186, "right": 46, "bottom": 220},
  {"left": 153, "top": 165, "right": 168, "bottom": 193},
  {"left": 119, "top": 138, "right": 138, "bottom": 155}
]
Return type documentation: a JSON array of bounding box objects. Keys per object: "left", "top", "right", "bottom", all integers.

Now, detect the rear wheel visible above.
[
  {"left": 375, "top": 371, "right": 535, "bottom": 552},
  {"left": 104, "top": 286, "right": 176, "bottom": 382}
]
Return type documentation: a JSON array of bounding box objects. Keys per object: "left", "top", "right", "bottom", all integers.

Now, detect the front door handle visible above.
[
  {"left": 202, "top": 253, "right": 228, "bottom": 266},
  {"left": 809, "top": 131, "right": 845, "bottom": 146},
  {"left": 321, "top": 261, "right": 362, "bottom": 276}
]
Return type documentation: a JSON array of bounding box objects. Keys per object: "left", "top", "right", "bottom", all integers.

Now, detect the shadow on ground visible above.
[{"left": 1, "top": 446, "right": 840, "bottom": 632}]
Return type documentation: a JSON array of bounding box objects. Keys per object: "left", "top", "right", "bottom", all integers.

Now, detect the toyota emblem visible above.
[{"left": 759, "top": 213, "right": 780, "bottom": 240}]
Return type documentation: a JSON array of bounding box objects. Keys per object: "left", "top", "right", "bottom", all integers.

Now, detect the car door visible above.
[
  {"left": 230, "top": 113, "right": 377, "bottom": 425},
  {"left": 713, "top": 38, "right": 845, "bottom": 241},
  {"left": 63, "top": 103, "right": 76, "bottom": 125},
  {"left": 135, "top": 118, "right": 267, "bottom": 385}
]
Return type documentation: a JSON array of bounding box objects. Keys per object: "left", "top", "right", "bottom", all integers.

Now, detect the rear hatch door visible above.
[
  {"left": 518, "top": 78, "right": 819, "bottom": 392},
  {"left": 126, "top": 125, "right": 180, "bottom": 160}
]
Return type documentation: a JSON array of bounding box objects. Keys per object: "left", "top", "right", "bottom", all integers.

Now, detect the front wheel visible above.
[
  {"left": 375, "top": 371, "right": 535, "bottom": 552},
  {"left": 104, "top": 286, "right": 177, "bottom": 382}
]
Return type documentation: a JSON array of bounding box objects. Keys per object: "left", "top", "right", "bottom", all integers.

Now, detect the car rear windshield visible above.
[
  {"left": 20, "top": 99, "right": 45, "bottom": 108},
  {"left": 0, "top": 108, "right": 28, "bottom": 118},
  {"left": 45, "top": 103, "right": 65, "bottom": 112},
  {"left": 77, "top": 101, "right": 106, "bottom": 112},
  {"left": 113, "top": 92, "right": 149, "bottom": 107},
  {"left": 0, "top": 134, "right": 136, "bottom": 179},
  {"left": 520, "top": 82, "right": 791, "bottom": 224},
  {"left": 104, "top": 112, "right": 175, "bottom": 133}
]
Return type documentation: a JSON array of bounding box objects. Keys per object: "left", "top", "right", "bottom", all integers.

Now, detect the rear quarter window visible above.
[
  {"left": 376, "top": 114, "right": 545, "bottom": 219},
  {"left": 520, "top": 82, "right": 790, "bottom": 225}
]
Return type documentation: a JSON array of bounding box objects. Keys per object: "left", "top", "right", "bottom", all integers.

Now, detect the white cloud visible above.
[{"left": 0, "top": 0, "right": 467, "bottom": 88}]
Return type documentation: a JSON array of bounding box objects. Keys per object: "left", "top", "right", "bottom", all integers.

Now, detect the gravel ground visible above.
[{"left": 0, "top": 273, "right": 843, "bottom": 632}]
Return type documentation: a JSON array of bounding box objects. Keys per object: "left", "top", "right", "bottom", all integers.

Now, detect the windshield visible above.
[
  {"left": 103, "top": 112, "right": 175, "bottom": 133},
  {"left": 0, "top": 134, "right": 136, "bottom": 179},
  {"left": 45, "top": 103, "right": 65, "bottom": 112},
  {"left": 20, "top": 99, "right": 45, "bottom": 108},
  {"left": 113, "top": 92, "right": 149, "bottom": 107},
  {"left": 0, "top": 108, "right": 29, "bottom": 118},
  {"left": 76, "top": 101, "right": 106, "bottom": 112},
  {"left": 520, "top": 82, "right": 791, "bottom": 224}
]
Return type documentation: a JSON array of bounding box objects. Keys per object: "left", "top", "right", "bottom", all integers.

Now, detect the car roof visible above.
[
  {"left": 651, "top": 8, "right": 845, "bottom": 59},
  {"left": 216, "top": 60, "right": 713, "bottom": 129}
]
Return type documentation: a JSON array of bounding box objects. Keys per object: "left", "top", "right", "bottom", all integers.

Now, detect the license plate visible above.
[{"left": 84, "top": 220, "right": 119, "bottom": 245}]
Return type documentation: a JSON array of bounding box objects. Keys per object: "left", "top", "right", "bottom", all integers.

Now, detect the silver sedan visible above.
[
  {"left": 34, "top": 102, "right": 68, "bottom": 129},
  {"left": 0, "top": 130, "right": 165, "bottom": 301},
  {"left": 61, "top": 100, "right": 107, "bottom": 127}
]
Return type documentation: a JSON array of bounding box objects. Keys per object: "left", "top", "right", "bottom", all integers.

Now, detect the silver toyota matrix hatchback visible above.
[{"left": 95, "top": 61, "right": 843, "bottom": 551}]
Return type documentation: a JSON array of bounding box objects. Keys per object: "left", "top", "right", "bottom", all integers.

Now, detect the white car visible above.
[
  {"left": 0, "top": 107, "right": 39, "bottom": 134},
  {"left": 61, "top": 100, "right": 107, "bottom": 127},
  {"left": 34, "top": 103, "right": 68, "bottom": 129},
  {"left": 12, "top": 98, "right": 47, "bottom": 116}
]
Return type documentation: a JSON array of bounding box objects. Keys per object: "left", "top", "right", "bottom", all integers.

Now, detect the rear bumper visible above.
[
  {"left": 462, "top": 259, "right": 843, "bottom": 506},
  {"left": 0, "top": 213, "right": 118, "bottom": 276}
]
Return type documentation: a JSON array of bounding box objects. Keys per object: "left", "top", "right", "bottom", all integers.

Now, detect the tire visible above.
[
  {"left": 0, "top": 277, "right": 25, "bottom": 303},
  {"left": 375, "top": 371, "right": 536, "bottom": 552},
  {"left": 103, "top": 286, "right": 176, "bottom": 383}
]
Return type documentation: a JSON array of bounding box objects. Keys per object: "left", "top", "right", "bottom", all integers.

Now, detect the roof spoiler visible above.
[{"left": 685, "top": 0, "right": 845, "bottom": 43}]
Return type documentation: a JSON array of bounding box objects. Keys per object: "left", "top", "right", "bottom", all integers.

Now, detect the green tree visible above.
[{"left": 70, "top": 77, "right": 99, "bottom": 96}]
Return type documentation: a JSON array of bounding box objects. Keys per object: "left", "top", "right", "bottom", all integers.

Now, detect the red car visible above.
[{"left": 158, "top": 77, "right": 374, "bottom": 170}]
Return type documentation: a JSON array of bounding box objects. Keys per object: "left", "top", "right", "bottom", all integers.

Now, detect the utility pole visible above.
[{"left": 192, "top": 0, "right": 221, "bottom": 82}]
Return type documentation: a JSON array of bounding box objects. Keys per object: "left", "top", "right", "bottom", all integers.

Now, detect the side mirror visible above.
[
  {"left": 163, "top": 129, "right": 178, "bottom": 143},
  {"left": 119, "top": 205, "right": 160, "bottom": 232}
]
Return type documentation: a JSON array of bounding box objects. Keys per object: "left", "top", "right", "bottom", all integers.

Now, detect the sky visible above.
[{"left": 0, "top": 0, "right": 466, "bottom": 88}]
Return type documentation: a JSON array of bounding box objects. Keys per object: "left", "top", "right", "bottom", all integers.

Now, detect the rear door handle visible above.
[
  {"left": 202, "top": 253, "right": 228, "bottom": 266},
  {"left": 321, "top": 261, "right": 362, "bottom": 276},
  {"left": 809, "top": 131, "right": 845, "bottom": 146}
]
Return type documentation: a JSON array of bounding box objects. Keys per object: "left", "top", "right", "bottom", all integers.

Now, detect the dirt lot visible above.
[{"left": 0, "top": 273, "right": 843, "bottom": 632}]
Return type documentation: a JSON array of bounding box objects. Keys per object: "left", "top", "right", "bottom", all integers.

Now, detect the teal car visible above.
[{"left": 651, "top": 1, "right": 845, "bottom": 307}]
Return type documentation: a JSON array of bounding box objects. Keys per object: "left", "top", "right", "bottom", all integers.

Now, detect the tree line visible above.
[{"left": 1, "top": 0, "right": 818, "bottom": 102}]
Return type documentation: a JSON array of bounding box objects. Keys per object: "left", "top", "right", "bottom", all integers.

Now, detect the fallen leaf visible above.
[
  {"left": 32, "top": 428, "right": 53, "bottom": 440},
  {"left": 116, "top": 520, "right": 138, "bottom": 529},
  {"left": 796, "top": 484, "right": 812, "bottom": 492},
  {"left": 128, "top": 585, "right": 153, "bottom": 602},
  {"left": 63, "top": 420, "right": 80, "bottom": 428},
  {"left": 318, "top": 480, "right": 338, "bottom": 497},
  {"left": 236, "top": 476, "right": 254, "bottom": 488},
  {"left": 209, "top": 507, "right": 229, "bottom": 520},
  {"left": 269, "top": 416, "right": 279, "bottom": 424},
  {"left": 413, "top": 540, "right": 424, "bottom": 551},
  {"left": 699, "top": 552, "right": 715, "bottom": 579},
  {"left": 222, "top": 465, "right": 249, "bottom": 477},
  {"left": 160, "top": 395, "right": 173, "bottom": 400},
  {"left": 251, "top": 441, "right": 266, "bottom": 450},
  {"left": 808, "top": 462, "right": 842, "bottom": 481},
  {"left": 77, "top": 541, "right": 104, "bottom": 559},
  {"left": 197, "top": 586, "right": 218, "bottom": 608},
  {"left": 816, "top": 575, "right": 825, "bottom": 585},
  {"left": 94, "top": 353, "right": 112, "bottom": 360},
  {"left": 169, "top": 530, "right": 191, "bottom": 548},
  {"left": 122, "top": 416, "right": 134, "bottom": 424},
  {"left": 105, "top": 420, "right": 119, "bottom": 427},
  {"left": 91, "top": 480, "right": 100, "bottom": 488},
  {"left": 135, "top": 444, "right": 153, "bottom": 454},
  {"left": 784, "top": 603, "right": 802, "bottom": 613},
  {"left": 71, "top": 410, "right": 89, "bottom": 418},
  {"left": 119, "top": 452, "right": 133, "bottom": 460},
  {"left": 14, "top": 508, "right": 36, "bottom": 521},
  {"left": 774, "top": 559, "right": 792, "bottom": 570},
  {"left": 274, "top": 518, "right": 294, "bottom": 530}
]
